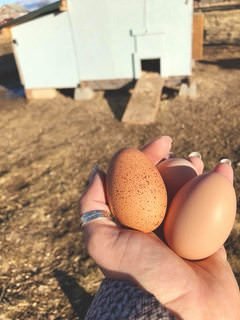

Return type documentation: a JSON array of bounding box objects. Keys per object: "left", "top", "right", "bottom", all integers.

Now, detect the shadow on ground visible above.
[
  {"left": 54, "top": 269, "right": 93, "bottom": 320},
  {"left": 0, "top": 53, "right": 21, "bottom": 88},
  {"left": 199, "top": 58, "right": 240, "bottom": 69},
  {"left": 0, "top": 53, "right": 25, "bottom": 106},
  {"left": 104, "top": 80, "right": 136, "bottom": 121}
]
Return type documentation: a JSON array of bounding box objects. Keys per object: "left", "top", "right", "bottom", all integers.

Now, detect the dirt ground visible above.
[{"left": 0, "top": 37, "right": 240, "bottom": 319}]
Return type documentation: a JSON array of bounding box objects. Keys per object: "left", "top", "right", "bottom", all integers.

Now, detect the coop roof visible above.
[{"left": 0, "top": 1, "right": 61, "bottom": 29}]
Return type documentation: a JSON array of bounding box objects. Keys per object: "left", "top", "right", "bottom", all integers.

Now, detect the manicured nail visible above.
[
  {"left": 188, "top": 151, "right": 202, "bottom": 159},
  {"left": 88, "top": 164, "right": 99, "bottom": 184},
  {"left": 219, "top": 158, "right": 232, "bottom": 166},
  {"left": 161, "top": 135, "right": 172, "bottom": 143}
]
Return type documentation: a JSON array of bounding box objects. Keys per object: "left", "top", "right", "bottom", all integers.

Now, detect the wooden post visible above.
[
  {"left": 60, "top": 0, "right": 68, "bottom": 11},
  {"left": 192, "top": 12, "right": 205, "bottom": 61},
  {"left": 1, "top": 27, "right": 12, "bottom": 41}
]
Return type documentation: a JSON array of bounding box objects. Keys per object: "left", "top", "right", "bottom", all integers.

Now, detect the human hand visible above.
[{"left": 79, "top": 136, "right": 240, "bottom": 319}]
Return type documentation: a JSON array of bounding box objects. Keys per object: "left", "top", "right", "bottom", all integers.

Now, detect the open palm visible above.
[{"left": 80, "top": 136, "right": 240, "bottom": 319}]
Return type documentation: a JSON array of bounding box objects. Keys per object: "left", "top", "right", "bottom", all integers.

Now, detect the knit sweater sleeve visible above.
[{"left": 85, "top": 278, "right": 177, "bottom": 320}]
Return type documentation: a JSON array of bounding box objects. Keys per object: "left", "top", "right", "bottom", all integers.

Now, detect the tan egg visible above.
[
  {"left": 164, "top": 172, "right": 236, "bottom": 260},
  {"left": 106, "top": 148, "right": 167, "bottom": 233},
  {"left": 157, "top": 158, "right": 198, "bottom": 204}
]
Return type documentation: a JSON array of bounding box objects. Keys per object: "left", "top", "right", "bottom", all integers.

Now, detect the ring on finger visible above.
[{"left": 80, "top": 210, "right": 112, "bottom": 227}]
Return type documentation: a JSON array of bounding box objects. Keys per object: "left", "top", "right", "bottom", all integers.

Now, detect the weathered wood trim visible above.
[
  {"left": 195, "top": 1, "right": 240, "bottom": 11},
  {"left": 80, "top": 79, "right": 132, "bottom": 90},
  {"left": 60, "top": 0, "right": 68, "bottom": 11}
]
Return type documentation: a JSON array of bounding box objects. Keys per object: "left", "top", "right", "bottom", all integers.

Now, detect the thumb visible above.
[
  {"left": 79, "top": 168, "right": 122, "bottom": 270},
  {"left": 80, "top": 167, "right": 109, "bottom": 213}
]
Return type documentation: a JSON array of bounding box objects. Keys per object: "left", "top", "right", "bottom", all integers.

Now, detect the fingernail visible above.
[
  {"left": 188, "top": 151, "right": 202, "bottom": 159},
  {"left": 88, "top": 165, "right": 99, "bottom": 184},
  {"left": 219, "top": 158, "right": 232, "bottom": 166},
  {"left": 159, "top": 135, "right": 173, "bottom": 146}
]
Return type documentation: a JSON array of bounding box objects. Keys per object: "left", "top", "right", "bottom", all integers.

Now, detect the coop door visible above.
[
  {"left": 131, "top": 0, "right": 193, "bottom": 77},
  {"left": 133, "top": 33, "right": 165, "bottom": 78}
]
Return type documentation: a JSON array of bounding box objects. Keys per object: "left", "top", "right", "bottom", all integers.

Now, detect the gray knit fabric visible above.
[{"left": 85, "top": 279, "right": 176, "bottom": 320}]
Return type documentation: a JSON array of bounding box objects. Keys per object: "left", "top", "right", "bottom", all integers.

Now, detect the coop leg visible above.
[
  {"left": 25, "top": 88, "right": 58, "bottom": 100},
  {"left": 179, "top": 77, "right": 198, "bottom": 99},
  {"left": 74, "top": 87, "right": 95, "bottom": 101}
]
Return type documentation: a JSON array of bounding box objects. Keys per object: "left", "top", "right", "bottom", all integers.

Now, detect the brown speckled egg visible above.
[{"left": 106, "top": 148, "right": 167, "bottom": 233}]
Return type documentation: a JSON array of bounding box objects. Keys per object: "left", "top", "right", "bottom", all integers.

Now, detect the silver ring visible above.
[{"left": 80, "top": 210, "right": 111, "bottom": 227}]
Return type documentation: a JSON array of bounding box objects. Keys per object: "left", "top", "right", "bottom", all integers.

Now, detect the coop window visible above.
[{"left": 141, "top": 58, "right": 161, "bottom": 73}]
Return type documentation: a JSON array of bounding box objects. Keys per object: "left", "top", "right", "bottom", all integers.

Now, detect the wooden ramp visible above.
[{"left": 122, "top": 72, "right": 164, "bottom": 125}]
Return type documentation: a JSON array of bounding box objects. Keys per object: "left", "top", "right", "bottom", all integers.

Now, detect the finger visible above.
[
  {"left": 215, "top": 246, "right": 228, "bottom": 261},
  {"left": 141, "top": 136, "right": 173, "bottom": 165},
  {"left": 80, "top": 169, "right": 109, "bottom": 214},
  {"left": 202, "top": 246, "right": 228, "bottom": 271},
  {"left": 196, "top": 246, "right": 228, "bottom": 272},
  {"left": 212, "top": 159, "right": 233, "bottom": 184},
  {"left": 187, "top": 152, "right": 204, "bottom": 175}
]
